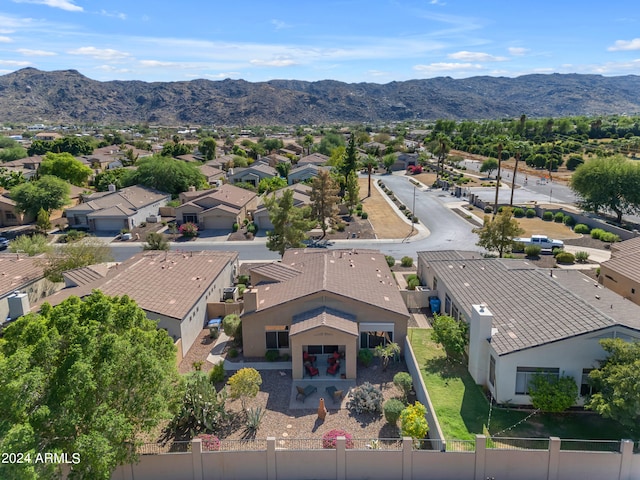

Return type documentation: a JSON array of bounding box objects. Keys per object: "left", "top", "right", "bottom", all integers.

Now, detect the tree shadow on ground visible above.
[{"left": 422, "top": 356, "right": 462, "bottom": 381}]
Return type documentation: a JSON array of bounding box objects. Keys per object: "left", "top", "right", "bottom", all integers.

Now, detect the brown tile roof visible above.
[
  {"left": 290, "top": 307, "right": 358, "bottom": 336},
  {"left": 62, "top": 264, "right": 110, "bottom": 287},
  {"left": 39, "top": 251, "right": 238, "bottom": 320},
  {"left": 189, "top": 184, "right": 256, "bottom": 210},
  {"left": 249, "top": 249, "right": 408, "bottom": 316},
  {"left": 602, "top": 236, "right": 640, "bottom": 284},
  {"left": 250, "top": 262, "right": 302, "bottom": 283},
  {"left": 298, "top": 153, "right": 329, "bottom": 166},
  {"left": 68, "top": 185, "right": 168, "bottom": 214},
  {"left": 0, "top": 254, "right": 44, "bottom": 297}
]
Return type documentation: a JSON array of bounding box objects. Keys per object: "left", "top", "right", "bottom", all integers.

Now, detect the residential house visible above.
[
  {"left": 599, "top": 236, "right": 640, "bottom": 307},
  {"left": 227, "top": 162, "right": 277, "bottom": 187},
  {"left": 287, "top": 164, "right": 329, "bottom": 185},
  {"left": 0, "top": 254, "right": 62, "bottom": 324},
  {"left": 3, "top": 155, "right": 43, "bottom": 176},
  {"left": 175, "top": 184, "right": 257, "bottom": 230},
  {"left": 362, "top": 141, "right": 387, "bottom": 154},
  {"left": 33, "top": 132, "right": 62, "bottom": 142},
  {"left": 252, "top": 184, "right": 312, "bottom": 231},
  {"left": 65, "top": 185, "right": 170, "bottom": 232},
  {"left": 0, "top": 193, "right": 30, "bottom": 227},
  {"left": 417, "top": 251, "right": 640, "bottom": 406},
  {"left": 297, "top": 153, "right": 329, "bottom": 166},
  {"left": 198, "top": 164, "right": 225, "bottom": 186},
  {"left": 242, "top": 249, "right": 409, "bottom": 379},
  {"left": 36, "top": 251, "right": 239, "bottom": 360}
]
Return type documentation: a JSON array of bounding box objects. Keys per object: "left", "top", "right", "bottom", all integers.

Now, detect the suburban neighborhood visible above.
[{"left": 0, "top": 119, "right": 639, "bottom": 480}]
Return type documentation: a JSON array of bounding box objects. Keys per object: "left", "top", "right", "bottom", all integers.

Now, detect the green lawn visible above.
[{"left": 408, "top": 328, "right": 634, "bottom": 441}]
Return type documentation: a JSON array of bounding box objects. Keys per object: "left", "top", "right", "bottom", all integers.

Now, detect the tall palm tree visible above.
[
  {"left": 492, "top": 137, "right": 507, "bottom": 216},
  {"left": 360, "top": 154, "right": 379, "bottom": 198},
  {"left": 429, "top": 133, "right": 451, "bottom": 184},
  {"left": 509, "top": 142, "right": 528, "bottom": 207}
]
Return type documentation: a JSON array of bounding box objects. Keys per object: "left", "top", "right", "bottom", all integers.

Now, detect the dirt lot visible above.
[
  {"left": 515, "top": 217, "right": 580, "bottom": 239},
  {"left": 358, "top": 177, "right": 415, "bottom": 239}
]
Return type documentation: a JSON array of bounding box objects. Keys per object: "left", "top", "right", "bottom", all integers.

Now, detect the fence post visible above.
[
  {"left": 267, "top": 437, "right": 276, "bottom": 480},
  {"left": 191, "top": 439, "right": 203, "bottom": 480},
  {"left": 547, "top": 437, "right": 560, "bottom": 480},
  {"left": 336, "top": 436, "right": 346, "bottom": 480},
  {"left": 618, "top": 439, "right": 634, "bottom": 480},
  {"left": 402, "top": 437, "right": 412, "bottom": 480},
  {"left": 474, "top": 435, "right": 486, "bottom": 480}
]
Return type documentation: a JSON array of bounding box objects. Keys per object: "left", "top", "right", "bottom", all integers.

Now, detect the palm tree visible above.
[
  {"left": 429, "top": 133, "right": 451, "bottom": 184},
  {"left": 509, "top": 142, "right": 528, "bottom": 207},
  {"left": 492, "top": 136, "right": 507, "bottom": 215},
  {"left": 360, "top": 154, "right": 379, "bottom": 198}
]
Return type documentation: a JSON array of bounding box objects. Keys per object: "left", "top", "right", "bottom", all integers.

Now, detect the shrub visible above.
[
  {"left": 525, "top": 209, "right": 536, "bottom": 218},
  {"left": 399, "top": 204, "right": 407, "bottom": 211},
  {"left": 383, "top": 399, "right": 405, "bottom": 425},
  {"left": 227, "top": 368, "right": 262, "bottom": 410},
  {"left": 358, "top": 348, "right": 374, "bottom": 367},
  {"left": 529, "top": 374, "right": 578, "bottom": 413},
  {"left": 222, "top": 314, "right": 242, "bottom": 340},
  {"left": 512, "top": 241, "right": 525, "bottom": 253},
  {"left": 9, "top": 234, "right": 51, "bottom": 256},
  {"left": 227, "top": 348, "right": 238, "bottom": 358},
  {"left": 400, "top": 402, "right": 429, "bottom": 440},
  {"left": 484, "top": 206, "right": 493, "bottom": 214},
  {"left": 237, "top": 274, "right": 250, "bottom": 285},
  {"left": 574, "top": 224, "right": 590, "bottom": 234},
  {"left": 245, "top": 406, "right": 265, "bottom": 432},
  {"left": 336, "top": 222, "right": 346, "bottom": 232},
  {"left": 600, "top": 232, "right": 620, "bottom": 243},
  {"left": 208, "top": 361, "right": 225, "bottom": 384},
  {"left": 322, "top": 429, "right": 354, "bottom": 449},
  {"left": 247, "top": 223, "right": 257, "bottom": 234},
  {"left": 513, "top": 207, "right": 525, "bottom": 218},
  {"left": 563, "top": 215, "right": 575, "bottom": 227},
  {"left": 179, "top": 222, "right": 198, "bottom": 237},
  {"left": 393, "top": 372, "right": 413, "bottom": 402},
  {"left": 401, "top": 256, "right": 413, "bottom": 267},
  {"left": 407, "top": 277, "right": 421, "bottom": 290},
  {"left": 524, "top": 245, "right": 542, "bottom": 257},
  {"left": 542, "top": 211, "right": 553, "bottom": 221},
  {"left": 554, "top": 212, "right": 565, "bottom": 223},
  {"left": 347, "top": 382, "right": 383, "bottom": 414},
  {"left": 236, "top": 283, "right": 247, "bottom": 296},
  {"left": 265, "top": 349, "right": 280, "bottom": 362},
  {"left": 385, "top": 255, "right": 396, "bottom": 267},
  {"left": 590, "top": 228, "right": 606, "bottom": 239},
  {"left": 361, "top": 212, "right": 368, "bottom": 219},
  {"left": 198, "top": 434, "right": 221, "bottom": 452},
  {"left": 575, "top": 251, "right": 590, "bottom": 263},
  {"left": 555, "top": 252, "right": 575, "bottom": 264},
  {"left": 232, "top": 222, "right": 239, "bottom": 232}
]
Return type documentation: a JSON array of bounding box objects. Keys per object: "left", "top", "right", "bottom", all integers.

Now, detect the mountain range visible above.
[{"left": 1, "top": 68, "right": 640, "bottom": 126}]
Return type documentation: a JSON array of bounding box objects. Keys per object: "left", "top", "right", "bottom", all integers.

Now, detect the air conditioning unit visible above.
[{"left": 222, "top": 287, "right": 238, "bottom": 302}]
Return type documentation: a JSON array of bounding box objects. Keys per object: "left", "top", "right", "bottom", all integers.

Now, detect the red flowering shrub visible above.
[
  {"left": 322, "top": 429, "right": 354, "bottom": 449},
  {"left": 198, "top": 434, "right": 221, "bottom": 451},
  {"left": 179, "top": 222, "right": 198, "bottom": 238}
]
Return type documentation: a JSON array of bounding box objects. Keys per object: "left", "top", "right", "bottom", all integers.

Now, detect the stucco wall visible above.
[{"left": 600, "top": 263, "right": 640, "bottom": 307}]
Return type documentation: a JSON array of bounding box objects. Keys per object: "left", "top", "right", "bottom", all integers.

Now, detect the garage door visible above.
[
  {"left": 94, "top": 218, "right": 127, "bottom": 232},
  {"left": 203, "top": 215, "right": 235, "bottom": 230}
]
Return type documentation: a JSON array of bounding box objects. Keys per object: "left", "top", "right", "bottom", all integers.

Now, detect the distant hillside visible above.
[{"left": 1, "top": 68, "right": 640, "bottom": 125}]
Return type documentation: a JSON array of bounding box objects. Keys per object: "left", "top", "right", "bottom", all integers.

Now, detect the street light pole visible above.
[{"left": 411, "top": 185, "right": 416, "bottom": 235}]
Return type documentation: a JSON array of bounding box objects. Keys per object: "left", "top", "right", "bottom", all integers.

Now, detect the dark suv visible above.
[{"left": 0, "top": 237, "right": 9, "bottom": 250}]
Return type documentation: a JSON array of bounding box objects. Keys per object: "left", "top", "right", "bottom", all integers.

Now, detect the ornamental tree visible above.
[
  {"left": 473, "top": 207, "right": 525, "bottom": 258},
  {"left": 227, "top": 368, "right": 262, "bottom": 411},
  {"left": 430, "top": 314, "right": 468, "bottom": 361},
  {"left": 529, "top": 373, "right": 578, "bottom": 412},
  {"left": 400, "top": 402, "right": 429, "bottom": 441}
]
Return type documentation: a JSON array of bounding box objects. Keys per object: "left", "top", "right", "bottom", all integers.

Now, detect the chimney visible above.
[
  {"left": 108, "top": 183, "right": 116, "bottom": 193},
  {"left": 8, "top": 291, "right": 30, "bottom": 321},
  {"left": 188, "top": 185, "right": 196, "bottom": 192},
  {"left": 468, "top": 304, "right": 493, "bottom": 385},
  {"left": 243, "top": 288, "right": 258, "bottom": 313}
]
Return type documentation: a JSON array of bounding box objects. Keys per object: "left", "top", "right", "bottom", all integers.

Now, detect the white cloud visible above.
[
  {"left": 17, "top": 48, "right": 57, "bottom": 56},
  {"left": 448, "top": 51, "right": 507, "bottom": 62},
  {"left": 139, "top": 60, "right": 175, "bottom": 68},
  {"left": 68, "top": 46, "right": 131, "bottom": 61},
  {"left": 608, "top": 38, "right": 640, "bottom": 51},
  {"left": 413, "top": 62, "right": 484, "bottom": 75},
  {"left": 367, "top": 69, "right": 391, "bottom": 77},
  {"left": 100, "top": 10, "right": 127, "bottom": 20},
  {"left": 0, "top": 36, "right": 13, "bottom": 43},
  {"left": 95, "top": 65, "right": 131, "bottom": 73},
  {"left": 271, "top": 19, "right": 291, "bottom": 30},
  {"left": 508, "top": 47, "right": 529, "bottom": 56},
  {"left": 250, "top": 58, "right": 297, "bottom": 67},
  {"left": 0, "top": 59, "right": 31, "bottom": 66},
  {"left": 12, "top": 0, "right": 83, "bottom": 12}
]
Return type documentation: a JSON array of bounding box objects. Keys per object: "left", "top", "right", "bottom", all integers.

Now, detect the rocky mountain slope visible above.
[{"left": 1, "top": 68, "right": 639, "bottom": 125}]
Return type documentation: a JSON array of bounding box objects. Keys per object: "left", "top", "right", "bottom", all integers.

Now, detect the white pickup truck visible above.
[{"left": 513, "top": 234, "right": 564, "bottom": 250}]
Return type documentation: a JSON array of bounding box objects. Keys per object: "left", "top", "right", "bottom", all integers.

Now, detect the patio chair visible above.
[
  {"left": 303, "top": 352, "right": 317, "bottom": 364},
  {"left": 327, "top": 351, "right": 341, "bottom": 365},
  {"left": 325, "top": 386, "right": 344, "bottom": 404},
  {"left": 305, "top": 363, "right": 319, "bottom": 378},
  {"left": 296, "top": 385, "right": 317, "bottom": 403},
  {"left": 326, "top": 361, "right": 340, "bottom": 376}
]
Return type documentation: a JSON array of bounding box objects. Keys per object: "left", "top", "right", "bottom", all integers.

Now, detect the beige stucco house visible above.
[
  {"left": 242, "top": 249, "right": 409, "bottom": 380},
  {"left": 175, "top": 184, "right": 257, "bottom": 230},
  {"left": 417, "top": 250, "right": 640, "bottom": 406},
  {"left": 599, "top": 236, "right": 640, "bottom": 307}
]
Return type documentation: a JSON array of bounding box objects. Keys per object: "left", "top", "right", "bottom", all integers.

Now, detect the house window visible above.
[
  {"left": 445, "top": 294, "right": 452, "bottom": 315},
  {"left": 307, "top": 345, "right": 339, "bottom": 355},
  {"left": 632, "top": 288, "right": 636, "bottom": 295},
  {"left": 489, "top": 356, "right": 496, "bottom": 387},
  {"left": 452, "top": 305, "right": 459, "bottom": 321},
  {"left": 360, "top": 330, "right": 393, "bottom": 349},
  {"left": 515, "top": 367, "right": 559, "bottom": 395},
  {"left": 265, "top": 325, "right": 289, "bottom": 349},
  {"left": 5, "top": 212, "right": 16, "bottom": 220},
  {"left": 182, "top": 213, "right": 198, "bottom": 224},
  {"left": 580, "top": 369, "right": 598, "bottom": 397}
]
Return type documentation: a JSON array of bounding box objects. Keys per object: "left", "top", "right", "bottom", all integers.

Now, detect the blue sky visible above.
[{"left": 1, "top": 0, "right": 639, "bottom": 84}]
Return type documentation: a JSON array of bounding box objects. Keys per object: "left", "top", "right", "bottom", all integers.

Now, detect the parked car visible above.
[
  {"left": 513, "top": 234, "right": 564, "bottom": 250},
  {"left": 0, "top": 237, "right": 9, "bottom": 250}
]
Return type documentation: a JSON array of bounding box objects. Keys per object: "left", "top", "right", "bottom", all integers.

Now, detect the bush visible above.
[
  {"left": 361, "top": 212, "right": 368, "bottom": 219},
  {"left": 407, "top": 277, "right": 421, "bottom": 290},
  {"left": 513, "top": 207, "right": 525, "bottom": 218},
  {"left": 247, "top": 223, "right": 257, "bottom": 234},
  {"left": 512, "top": 241, "right": 525, "bottom": 252},
  {"left": 232, "top": 222, "right": 239, "bottom": 232},
  {"left": 600, "top": 232, "right": 620, "bottom": 243},
  {"left": 222, "top": 314, "right": 241, "bottom": 340},
  {"left": 393, "top": 372, "right": 413, "bottom": 402},
  {"left": 484, "top": 206, "right": 493, "bottom": 214},
  {"left": 336, "top": 222, "right": 346, "bottom": 232},
  {"left": 347, "top": 382, "right": 383, "bottom": 414},
  {"left": 575, "top": 251, "right": 590, "bottom": 263},
  {"left": 236, "top": 283, "right": 247, "bottom": 296},
  {"left": 524, "top": 245, "right": 542, "bottom": 257},
  {"left": 400, "top": 402, "right": 429, "bottom": 440},
  {"left": 198, "top": 434, "right": 221, "bottom": 452},
  {"left": 529, "top": 374, "right": 578, "bottom": 412},
  {"left": 590, "top": 228, "right": 606, "bottom": 239},
  {"left": 265, "top": 349, "right": 280, "bottom": 362},
  {"left": 322, "top": 429, "right": 354, "bottom": 449},
  {"left": 237, "top": 274, "right": 250, "bottom": 285},
  {"left": 401, "top": 256, "right": 413, "bottom": 267},
  {"left": 9, "top": 234, "right": 51, "bottom": 256},
  {"left": 542, "top": 211, "right": 553, "bottom": 221},
  {"left": 385, "top": 255, "right": 396, "bottom": 267},
  {"left": 245, "top": 406, "right": 265, "bottom": 432},
  {"left": 526, "top": 209, "right": 536, "bottom": 218},
  {"left": 563, "top": 215, "right": 575, "bottom": 227},
  {"left": 358, "top": 349, "right": 374, "bottom": 367},
  {"left": 179, "top": 222, "right": 198, "bottom": 238},
  {"left": 554, "top": 212, "right": 565, "bottom": 223},
  {"left": 555, "top": 252, "right": 575, "bottom": 264},
  {"left": 574, "top": 224, "right": 590, "bottom": 234},
  {"left": 227, "top": 348, "right": 238, "bottom": 358},
  {"left": 383, "top": 399, "right": 405, "bottom": 425},
  {"left": 208, "top": 361, "right": 225, "bottom": 384}
]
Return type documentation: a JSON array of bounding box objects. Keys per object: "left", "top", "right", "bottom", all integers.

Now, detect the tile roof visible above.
[
  {"left": 67, "top": 185, "right": 168, "bottom": 214},
  {"left": 250, "top": 262, "right": 302, "bottom": 283},
  {"left": 38, "top": 251, "right": 238, "bottom": 320},
  {"left": 62, "top": 264, "right": 110, "bottom": 287},
  {"left": 188, "top": 184, "right": 257, "bottom": 210},
  {"left": 418, "top": 251, "right": 640, "bottom": 356},
  {"left": 290, "top": 307, "right": 358, "bottom": 336},
  {"left": 249, "top": 249, "right": 408, "bottom": 316},
  {"left": 0, "top": 254, "right": 44, "bottom": 297},
  {"left": 603, "top": 236, "right": 640, "bottom": 284},
  {"left": 298, "top": 153, "right": 329, "bottom": 165}
]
